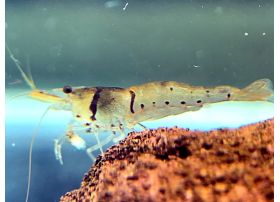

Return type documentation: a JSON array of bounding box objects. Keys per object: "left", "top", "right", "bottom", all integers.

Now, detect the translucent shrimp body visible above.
[
  {"left": 7, "top": 46, "right": 274, "bottom": 202},
  {"left": 7, "top": 44, "right": 274, "bottom": 162}
]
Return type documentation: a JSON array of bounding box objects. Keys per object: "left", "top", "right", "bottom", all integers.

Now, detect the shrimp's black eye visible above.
[{"left": 63, "top": 85, "right": 72, "bottom": 94}]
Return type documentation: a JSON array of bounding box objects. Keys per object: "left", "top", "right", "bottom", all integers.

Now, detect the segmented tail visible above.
[{"left": 233, "top": 79, "right": 274, "bottom": 102}]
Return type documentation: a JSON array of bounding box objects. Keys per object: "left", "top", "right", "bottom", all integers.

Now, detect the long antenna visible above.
[
  {"left": 25, "top": 54, "right": 35, "bottom": 86},
  {"left": 7, "top": 91, "right": 30, "bottom": 102},
  {"left": 25, "top": 106, "right": 51, "bottom": 202},
  {"left": 6, "top": 44, "right": 36, "bottom": 90}
]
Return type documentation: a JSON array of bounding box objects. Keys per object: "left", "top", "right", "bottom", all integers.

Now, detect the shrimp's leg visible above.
[
  {"left": 95, "top": 133, "right": 103, "bottom": 154},
  {"left": 112, "top": 121, "right": 127, "bottom": 143},
  {"left": 137, "top": 123, "right": 147, "bottom": 130},
  {"left": 54, "top": 136, "right": 66, "bottom": 165},
  {"left": 113, "top": 130, "right": 126, "bottom": 143},
  {"left": 54, "top": 123, "right": 76, "bottom": 165},
  {"left": 86, "top": 133, "right": 115, "bottom": 162}
]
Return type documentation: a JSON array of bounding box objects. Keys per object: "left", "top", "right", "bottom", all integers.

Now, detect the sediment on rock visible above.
[{"left": 61, "top": 119, "right": 274, "bottom": 202}]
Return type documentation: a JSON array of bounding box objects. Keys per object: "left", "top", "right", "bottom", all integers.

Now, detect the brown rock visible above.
[{"left": 60, "top": 119, "right": 274, "bottom": 202}]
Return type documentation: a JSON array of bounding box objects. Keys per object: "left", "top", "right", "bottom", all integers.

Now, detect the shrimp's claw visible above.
[
  {"left": 54, "top": 129, "right": 87, "bottom": 164},
  {"left": 54, "top": 139, "right": 63, "bottom": 165},
  {"left": 67, "top": 131, "right": 86, "bottom": 150}
]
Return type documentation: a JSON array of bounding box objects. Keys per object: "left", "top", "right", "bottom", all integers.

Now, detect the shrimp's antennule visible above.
[
  {"left": 6, "top": 45, "right": 64, "bottom": 104},
  {"left": 6, "top": 44, "right": 37, "bottom": 90},
  {"left": 5, "top": 45, "right": 61, "bottom": 202}
]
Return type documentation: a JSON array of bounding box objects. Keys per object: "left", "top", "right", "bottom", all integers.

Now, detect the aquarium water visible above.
[{"left": 6, "top": 0, "right": 273, "bottom": 201}]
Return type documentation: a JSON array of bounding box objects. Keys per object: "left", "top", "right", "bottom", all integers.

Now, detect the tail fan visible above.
[{"left": 234, "top": 79, "right": 274, "bottom": 102}]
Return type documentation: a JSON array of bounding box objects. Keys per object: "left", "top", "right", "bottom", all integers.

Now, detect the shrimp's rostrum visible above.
[{"left": 7, "top": 47, "right": 273, "bottom": 164}]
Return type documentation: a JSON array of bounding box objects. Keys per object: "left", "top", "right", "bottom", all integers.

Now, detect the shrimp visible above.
[
  {"left": 7, "top": 46, "right": 273, "bottom": 202},
  {"left": 7, "top": 46, "right": 274, "bottom": 163}
]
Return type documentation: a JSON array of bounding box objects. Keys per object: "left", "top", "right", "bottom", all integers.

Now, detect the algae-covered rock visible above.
[{"left": 61, "top": 119, "right": 274, "bottom": 202}]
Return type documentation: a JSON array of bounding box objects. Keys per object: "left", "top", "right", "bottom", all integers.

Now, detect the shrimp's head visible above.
[{"left": 59, "top": 85, "right": 97, "bottom": 122}]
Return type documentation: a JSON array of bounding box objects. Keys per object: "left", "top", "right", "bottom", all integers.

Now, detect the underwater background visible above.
[{"left": 6, "top": 0, "right": 273, "bottom": 201}]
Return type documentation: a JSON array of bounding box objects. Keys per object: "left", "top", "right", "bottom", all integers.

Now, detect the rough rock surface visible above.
[{"left": 61, "top": 119, "right": 274, "bottom": 202}]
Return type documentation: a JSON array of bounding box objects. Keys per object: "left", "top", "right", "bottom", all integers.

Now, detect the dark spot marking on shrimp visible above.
[
  {"left": 90, "top": 87, "right": 103, "bottom": 121},
  {"left": 181, "top": 101, "right": 186, "bottom": 104},
  {"left": 190, "top": 91, "right": 193, "bottom": 94},
  {"left": 165, "top": 101, "right": 170, "bottom": 105},
  {"left": 129, "top": 90, "right": 136, "bottom": 114},
  {"left": 86, "top": 128, "right": 92, "bottom": 133},
  {"left": 140, "top": 104, "right": 145, "bottom": 109},
  {"left": 95, "top": 125, "right": 100, "bottom": 128},
  {"left": 85, "top": 123, "right": 91, "bottom": 126},
  {"left": 227, "top": 93, "right": 231, "bottom": 99},
  {"left": 170, "top": 87, "right": 173, "bottom": 91},
  {"left": 76, "top": 115, "right": 81, "bottom": 118},
  {"left": 111, "top": 124, "right": 115, "bottom": 127},
  {"left": 152, "top": 101, "right": 156, "bottom": 105},
  {"left": 206, "top": 90, "right": 210, "bottom": 93},
  {"left": 196, "top": 100, "right": 202, "bottom": 104}
]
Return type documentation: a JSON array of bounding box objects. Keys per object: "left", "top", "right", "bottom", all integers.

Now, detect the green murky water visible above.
[{"left": 6, "top": 1, "right": 273, "bottom": 201}]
